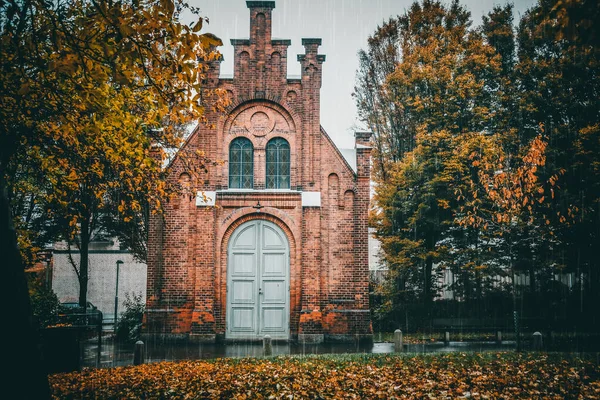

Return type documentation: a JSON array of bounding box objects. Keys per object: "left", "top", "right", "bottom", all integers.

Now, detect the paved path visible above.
[{"left": 81, "top": 339, "right": 516, "bottom": 369}]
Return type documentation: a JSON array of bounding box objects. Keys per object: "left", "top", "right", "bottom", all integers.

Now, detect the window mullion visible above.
[{"left": 275, "top": 146, "right": 280, "bottom": 189}]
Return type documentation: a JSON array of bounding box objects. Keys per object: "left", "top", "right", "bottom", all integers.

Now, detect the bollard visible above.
[
  {"left": 532, "top": 332, "right": 543, "bottom": 351},
  {"left": 263, "top": 335, "right": 272, "bottom": 356},
  {"left": 133, "top": 340, "right": 145, "bottom": 365},
  {"left": 444, "top": 331, "right": 450, "bottom": 345},
  {"left": 393, "top": 329, "right": 403, "bottom": 352},
  {"left": 496, "top": 331, "right": 502, "bottom": 345}
]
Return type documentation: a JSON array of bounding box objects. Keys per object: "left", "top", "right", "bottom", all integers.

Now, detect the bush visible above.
[
  {"left": 116, "top": 292, "right": 144, "bottom": 343},
  {"left": 30, "top": 286, "right": 60, "bottom": 328}
]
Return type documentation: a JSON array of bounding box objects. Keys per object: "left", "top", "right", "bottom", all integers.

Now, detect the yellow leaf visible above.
[
  {"left": 192, "top": 19, "right": 203, "bottom": 32},
  {"left": 199, "top": 33, "right": 223, "bottom": 47}
]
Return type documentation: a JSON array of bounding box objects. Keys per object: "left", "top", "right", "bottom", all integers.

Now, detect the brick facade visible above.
[{"left": 145, "top": 1, "right": 372, "bottom": 342}]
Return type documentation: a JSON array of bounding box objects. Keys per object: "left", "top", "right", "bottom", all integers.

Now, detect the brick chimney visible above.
[
  {"left": 298, "top": 39, "right": 326, "bottom": 185},
  {"left": 206, "top": 54, "right": 223, "bottom": 88},
  {"left": 298, "top": 38, "right": 326, "bottom": 90},
  {"left": 354, "top": 131, "right": 372, "bottom": 179}
]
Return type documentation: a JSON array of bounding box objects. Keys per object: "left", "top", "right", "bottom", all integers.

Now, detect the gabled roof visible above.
[
  {"left": 320, "top": 125, "right": 356, "bottom": 176},
  {"left": 339, "top": 149, "right": 357, "bottom": 173}
]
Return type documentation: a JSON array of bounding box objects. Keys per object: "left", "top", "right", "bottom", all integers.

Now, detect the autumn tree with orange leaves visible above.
[
  {"left": 1, "top": 0, "right": 227, "bottom": 397},
  {"left": 358, "top": 0, "right": 600, "bottom": 333},
  {"left": 362, "top": 0, "right": 508, "bottom": 324}
]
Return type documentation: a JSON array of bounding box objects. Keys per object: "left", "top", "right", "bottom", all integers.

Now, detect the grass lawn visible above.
[
  {"left": 374, "top": 332, "right": 494, "bottom": 344},
  {"left": 50, "top": 352, "right": 600, "bottom": 399},
  {"left": 373, "top": 331, "right": 513, "bottom": 344},
  {"left": 374, "top": 331, "right": 600, "bottom": 346}
]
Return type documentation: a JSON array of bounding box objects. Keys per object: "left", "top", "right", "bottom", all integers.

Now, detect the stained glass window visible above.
[
  {"left": 229, "top": 137, "right": 253, "bottom": 189},
  {"left": 266, "top": 138, "right": 290, "bottom": 189}
]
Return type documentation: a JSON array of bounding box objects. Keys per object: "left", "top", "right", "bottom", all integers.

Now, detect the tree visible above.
[
  {"left": 358, "top": 0, "right": 600, "bottom": 336},
  {"left": 354, "top": 18, "right": 407, "bottom": 182},
  {"left": 516, "top": 0, "right": 600, "bottom": 323},
  {"left": 365, "top": 0, "right": 505, "bottom": 323},
  {"left": 455, "top": 130, "right": 561, "bottom": 348},
  {"left": 1, "top": 0, "right": 226, "bottom": 397}
]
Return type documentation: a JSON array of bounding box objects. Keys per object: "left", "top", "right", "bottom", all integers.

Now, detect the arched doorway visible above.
[{"left": 226, "top": 219, "right": 290, "bottom": 339}]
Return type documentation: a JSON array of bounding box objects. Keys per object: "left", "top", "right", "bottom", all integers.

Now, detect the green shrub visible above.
[
  {"left": 116, "top": 292, "right": 145, "bottom": 343},
  {"left": 30, "top": 286, "right": 60, "bottom": 328}
]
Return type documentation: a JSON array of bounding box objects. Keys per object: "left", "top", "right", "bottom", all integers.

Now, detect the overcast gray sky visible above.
[{"left": 191, "top": 0, "right": 537, "bottom": 149}]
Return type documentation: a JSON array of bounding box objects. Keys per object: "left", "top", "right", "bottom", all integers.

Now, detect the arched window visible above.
[
  {"left": 229, "top": 137, "right": 253, "bottom": 189},
  {"left": 266, "top": 138, "right": 290, "bottom": 189}
]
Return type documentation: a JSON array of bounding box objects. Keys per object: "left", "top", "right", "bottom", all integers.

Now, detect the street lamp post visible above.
[{"left": 114, "top": 260, "right": 124, "bottom": 332}]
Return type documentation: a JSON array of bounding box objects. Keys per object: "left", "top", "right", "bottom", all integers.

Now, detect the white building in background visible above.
[
  {"left": 365, "top": 228, "right": 580, "bottom": 299},
  {"left": 51, "top": 238, "right": 147, "bottom": 322},
  {"left": 368, "top": 228, "right": 387, "bottom": 282}
]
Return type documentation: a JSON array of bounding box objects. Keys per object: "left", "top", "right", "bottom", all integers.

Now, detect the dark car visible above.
[{"left": 58, "top": 301, "right": 103, "bottom": 326}]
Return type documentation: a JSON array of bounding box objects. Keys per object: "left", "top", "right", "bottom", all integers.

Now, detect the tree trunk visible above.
[
  {"left": 476, "top": 270, "right": 482, "bottom": 318},
  {"left": 423, "top": 231, "right": 436, "bottom": 316},
  {"left": 590, "top": 259, "right": 599, "bottom": 327},
  {"left": 0, "top": 177, "right": 51, "bottom": 399},
  {"left": 509, "top": 237, "right": 521, "bottom": 352},
  {"left": 424, "top": 256, "right": 434, "bottom": 314},
  {"left": 78, "top": 216, "right": 91, "bottom": 308},
  {"left": 475, "top": 230, "right": 482, "bottom": 318},
  {"left": 528, "top": 228, "right": 536, "bottom": 295}
]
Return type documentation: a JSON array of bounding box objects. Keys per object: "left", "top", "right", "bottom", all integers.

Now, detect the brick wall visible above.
[{"left": 145, "top": 0, "right": 372, "bottom": 342}]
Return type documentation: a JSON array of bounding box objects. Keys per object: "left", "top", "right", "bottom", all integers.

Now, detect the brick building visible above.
[{"left": 146, "top": 1, "right": 372, "bottom": 343}]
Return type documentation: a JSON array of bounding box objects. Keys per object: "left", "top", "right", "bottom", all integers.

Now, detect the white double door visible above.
[{"left": 226, "top": 220, "right": 289, "bottom": 339}]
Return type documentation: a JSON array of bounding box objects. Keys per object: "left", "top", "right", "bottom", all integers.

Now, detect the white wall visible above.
[
  {"left": 52, "top": 251, "right": 147, "bottom": 321},
  {"left": 368, "top": 228, "right": 385, "bottom": 272}
]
